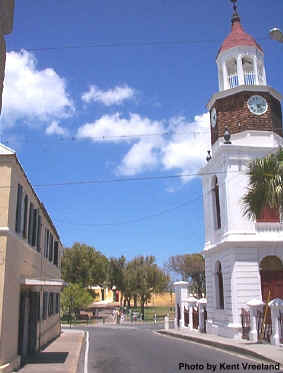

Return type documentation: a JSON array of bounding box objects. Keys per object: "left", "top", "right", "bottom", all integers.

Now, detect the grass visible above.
[{"left": 131, "top": 306, "right": 175, "bottom": 321}]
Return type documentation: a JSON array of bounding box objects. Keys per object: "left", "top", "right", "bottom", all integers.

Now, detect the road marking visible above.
[{"left": 84, "top": 331, "right": 89, "bottom": 373}]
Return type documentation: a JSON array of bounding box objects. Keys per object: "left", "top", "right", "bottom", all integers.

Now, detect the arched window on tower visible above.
[
  {"left": 216, "top": 261, "right": 224, "bottom": 310},
  {"left": 212, "top": 177, "right": 221, "bottom": 230},
  {"left": 242, "top": 56, "right": 255, "bottom": 85},
  {"left": 226, "top": 57, "right": 238, "bottom": 88}
]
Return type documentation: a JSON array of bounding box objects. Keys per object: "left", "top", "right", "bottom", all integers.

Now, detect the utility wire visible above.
[
  {"left": 0, "top": 127, "right": 210, "bottom": 145},
  {"left": 0, "top": 169, "right": 243, "bottom": 190},
  {"left": 51, "top": 169, "right": 242, "bottom": 228},
  {"left": 8, "top": 36, "right": 269, "bottom": 53}
]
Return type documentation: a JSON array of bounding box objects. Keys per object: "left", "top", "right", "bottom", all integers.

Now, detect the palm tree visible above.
[{"left": 242, "top": 148, "right": 283, "bottom": 221}]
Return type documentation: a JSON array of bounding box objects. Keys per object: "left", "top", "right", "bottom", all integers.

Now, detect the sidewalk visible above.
[
  {"left": 158, "top": 328, "right": 283, "bottom": 367},
  {"left": 17, "top": 328, "right": 85, "bottom": 373}
]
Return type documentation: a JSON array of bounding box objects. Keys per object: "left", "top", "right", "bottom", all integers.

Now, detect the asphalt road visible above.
[{"left": 84, "top": 324, "right": 273, "bottom": 373}]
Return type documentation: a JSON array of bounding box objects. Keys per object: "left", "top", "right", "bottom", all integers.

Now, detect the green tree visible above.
[
  {"left": 127, "top": 256, "right": 169, "bottom": 319},
  {"left": 166, "top": 253, "right": 205, "bottom": 298},
  {"left": 242, "top": 148, "right": 283, "bottom": 220},
  {"left": 62, "top": 243, "right": 109, "bottom": 288},
  {"left": 108, "top": 256, "right": 126, "bottom": 304},
  {"left": 61, "top": 283, "right": 93, "bottom": 325}
]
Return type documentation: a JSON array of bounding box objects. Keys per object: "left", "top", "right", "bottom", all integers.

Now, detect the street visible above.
[{"left": 81, "top": 324, "right": 270, "bottom": 373}]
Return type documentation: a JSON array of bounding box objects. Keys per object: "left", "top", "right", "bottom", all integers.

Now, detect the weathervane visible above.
[{"left": 230, "top": 0, "right": 240, "bottom": 23}]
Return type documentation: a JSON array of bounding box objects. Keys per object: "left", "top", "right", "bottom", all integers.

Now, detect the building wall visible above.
[{"left": 0, "top": 151, "right": 63, "bottom": 370}]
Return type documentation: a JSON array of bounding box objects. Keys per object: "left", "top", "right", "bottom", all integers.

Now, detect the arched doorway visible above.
[{"left": 260, "top": 256, "right": 283, "bottom": 301}]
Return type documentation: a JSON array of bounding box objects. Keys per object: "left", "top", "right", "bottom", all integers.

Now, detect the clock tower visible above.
[{"left": 200, "top": 0, "right": 283, "bottom": 339}]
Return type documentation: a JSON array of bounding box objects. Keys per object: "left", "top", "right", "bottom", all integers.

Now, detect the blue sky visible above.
[{"left": 1, "top": 0, "right": 283, "bottom": 268}]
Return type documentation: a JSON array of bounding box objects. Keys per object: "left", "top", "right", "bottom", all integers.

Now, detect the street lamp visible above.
[{"left": 269, "top": 28, "right": 283, "bottom": 43}]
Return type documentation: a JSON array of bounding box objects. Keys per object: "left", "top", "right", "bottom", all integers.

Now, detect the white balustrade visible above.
[
  {"left": 255, "top": 222, "right": 283, "bottom": 233},
  {"left": 268, "top": 298, "right": 283, "bottom": 346},
  {"left": 244, "top": 72, "right": 256, "bottom": 85},
  {"left": 247, "top": 299, "right": 265, "bottom": 342},
  {"left": 228, "top": 74, "right": 239, "bottom": 88}
]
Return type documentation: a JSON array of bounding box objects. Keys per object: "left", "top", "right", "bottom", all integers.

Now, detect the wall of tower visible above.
[{"left": 211, "top": 91, "right": 282, "bottom": 145}]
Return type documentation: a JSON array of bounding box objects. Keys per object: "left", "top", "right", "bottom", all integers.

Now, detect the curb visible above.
[
  {"left": 76, "top": 331, "right": 87, "bottom": 373},
  {"left": 157, "top": 331, "right": 280, "bottom": 365}
]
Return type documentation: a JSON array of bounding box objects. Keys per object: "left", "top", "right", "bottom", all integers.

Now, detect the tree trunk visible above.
[
  {"left": 127, "top": 298, "right": 131, "bottom": 308},
  {"left": 133, "top": 295, "right": 137, "bottom": 308},
  {"left": 140, "top": 296, "right": 145, "bottom": 320}
]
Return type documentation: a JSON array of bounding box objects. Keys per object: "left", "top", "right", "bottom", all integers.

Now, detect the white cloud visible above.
[
  {"left": 77, "top": 112, "right": 211, "bottom": 183},
  {"left": 2, "top": 50, "right": 74, "bottom": 127},
  {"left": 81, "top": 84, "right": 135, "bottom": 106},
  {"left": 45, "top": 121, "right": 69, "bottom": 136},
  {"left": 161, "top": 113, "right": 210, "bottom": 182}
]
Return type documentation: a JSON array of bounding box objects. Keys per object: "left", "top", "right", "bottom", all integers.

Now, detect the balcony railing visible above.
[
  {"left": 244, "top": 72, "right": 256, "bottom": 85},
  {"left": 255, "top": 222, "right": 283, "bottom": 233},
  {"left": 228, "top": 74, "right": 239, "bottom": 88}
]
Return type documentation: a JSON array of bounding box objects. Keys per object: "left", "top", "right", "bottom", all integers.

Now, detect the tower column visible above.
[
  {"left": 222, "top": 61, "right": 229, "bottom": 90},
  {"left": 237, "top": 54, "right": 245, "bottom": 85},
  {"left": 253, "top": 55, "right": 259, "bottom": 85}
]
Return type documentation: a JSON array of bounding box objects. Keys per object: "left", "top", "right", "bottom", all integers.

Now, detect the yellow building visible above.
[{"left": 0, "top": 143, "right": 64, "bottom": 372}]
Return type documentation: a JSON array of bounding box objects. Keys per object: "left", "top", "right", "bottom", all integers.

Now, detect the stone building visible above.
[
  {"left": 200, "top": 1, "right": 283, "bottom": 339},
  {"left": 0, "top": 142, "right": 64, "bottom": 372}
]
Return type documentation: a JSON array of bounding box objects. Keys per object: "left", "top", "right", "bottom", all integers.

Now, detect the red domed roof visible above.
[{"left": 217, "top": 19, "right": 263, "bottom": 58}]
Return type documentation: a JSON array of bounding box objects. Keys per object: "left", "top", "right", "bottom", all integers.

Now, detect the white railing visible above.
[
  {"left": 244, "top": 72, "right": 256, "bottom": 85},
  {"left": 255, "top": 222, "right": 283, "bottom": 233},
  {"left": 228, "top": 74, "right": 239, "bottom": 88}
]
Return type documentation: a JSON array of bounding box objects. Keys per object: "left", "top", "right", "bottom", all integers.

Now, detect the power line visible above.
[
  {"left": 45, "top": 170, "right": 242, "bottom": 228},
  {"left": 8, "top": 36, "right": 269, "bottom": 53},
  {"left": 0, "top": 169, "right": 243, "bottom": 190},
  {"left": 54, "top": 197, "right": 199, "bottom": 227},
  {"left": 0, "top": 128, "right": 210, "bottom": 145}
]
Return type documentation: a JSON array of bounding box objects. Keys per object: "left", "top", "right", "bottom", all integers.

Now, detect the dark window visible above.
[
  {"left": 37, "top": 215, "right": 42, "bottom": 252},
  {"left": 15, "top": 184, "right": 23, "bottom": 233},
  {"left": 216, "top": 262, "right": 224, "bottom": 310},
  {"left": 32, "top": 208, "right": 37, "bottom": 247},
  {"left": 213, "top": 177, "right": 221, "bottom": 229},
  {"left": 45, "top": 230, "right": 50, "bottom": 258},
  {"left": 48, "top": 293, "right": 54, "bottom": 316},
  {"left": 22, "top": 195, "right": 28, "bottom": 238},
  {"left": 55, "top": 294, "right": 60, "bottom": 314},
  {"left": 28, "top": 203, "right": 34, "bottom": 245},
  {"left": 54, "top": 241, "right": 59, "bottom": 266},
  {"left": 49, "top": 234, "right": 54, "bottom": 262},
  {"left": 42, "top": 292, "right": 48, "bottom": 320}
]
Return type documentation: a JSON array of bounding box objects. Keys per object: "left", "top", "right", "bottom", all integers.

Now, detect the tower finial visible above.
[{"left": 230, "top": 0, "right": 240, "bottom": 23}]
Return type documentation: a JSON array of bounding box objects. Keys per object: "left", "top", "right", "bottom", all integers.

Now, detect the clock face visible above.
[
  {"left": 247, "top": 95, "right": 268, "bottom": 115},
  {"left": 211, "top": 107, "right": 217, "bottom": 127}
]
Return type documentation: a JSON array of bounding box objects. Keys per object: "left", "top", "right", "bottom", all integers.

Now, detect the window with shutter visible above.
[
  {"left": 45, "top": 230, "right": 50, "bottom": 258},
  {"left": 28, "top": 203, "right": 34, "bottom": 245},
  {"left": 32, "top": 208, "right": 37, "bottom": 247},
  {"left": 37, "top": 215, "right": 41, "bottom": 252},
  {"left": 54, "top": 241, "right": 59, "bottom": 266},
  {"left": 49, "top": 234, "right": 54, "bottom": 262},
  {"left": 42, "top": 292, "right": 48, "bottom": 320},
  {"left": 22, "top": 195, "right": 28, "bottom": 239},
  {"left": 15, "top": 184, "right": 23, "bottom": 233},
  {"left": 55, "top": 294, "right": 60, "bottom": 314}
]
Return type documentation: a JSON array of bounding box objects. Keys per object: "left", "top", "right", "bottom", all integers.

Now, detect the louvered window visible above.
[
  {"left": 54, "top": 241, "right": 59, "bottom": 266},
  {"left": 22, "top": 195, "right": 28, "bottom": 238},
  {"left": 28, "top": 203, "right": 34, "bottom": 245},
  {"left": 37, "top": 215, "right": 42, "bottom": 252},
  {"left": 15, "top": 184, "right": 23, "bottom": 233}
]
